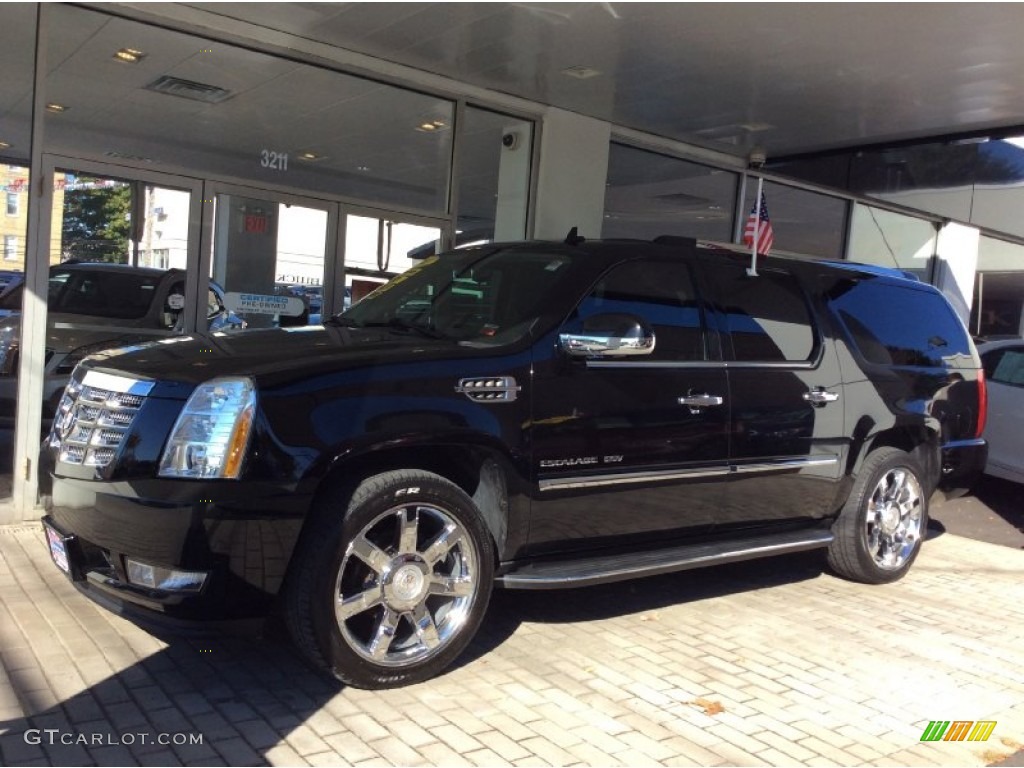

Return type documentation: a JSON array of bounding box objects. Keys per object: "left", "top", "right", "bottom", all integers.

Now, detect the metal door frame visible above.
[
  {"left": 201, "top": 183, "right": 451, "bottom": 323},
  {"left": 200, "top": 180, "right": 341, "bottom": 327}
]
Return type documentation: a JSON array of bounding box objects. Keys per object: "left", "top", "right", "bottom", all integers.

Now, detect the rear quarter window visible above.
[{"left": 828, "top": 278, "right": 972, "bottom": 368}]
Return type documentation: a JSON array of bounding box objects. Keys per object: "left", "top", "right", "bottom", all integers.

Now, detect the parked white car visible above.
[{"left": 978, "top": 338, "right": 1024, "bottom": 484}]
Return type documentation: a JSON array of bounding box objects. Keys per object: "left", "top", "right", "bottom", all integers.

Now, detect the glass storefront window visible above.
[
  {"left": 603, "top": 144, "right": 738, "bottom": 242},
  {"left": 1, "top": 166, "right": 29, "bottom": 273},
  {"left": 456, "top": 107, "right": 533, "bottom": 244},
  {"left": 773, "top": 137, "right": 1024, "bottom": 242},
  {"left": 343, "top": 214, "right": 441, "bottom": 305},
  {"left": 967, "top": 138, "right": 1024, "bottom": 239},
  {"left": 971, "top": 236, "right": 1024, "bottom": 338},
  {"left": 741, "top": 181, "right": 847, "bottom": 259},
  {"left": 211, "top": 191, "right": 330, "bottom": 329},
  {"left": 847, "top": 203, "right": 937, "bottom": 280},
  {"left": 45, "top": 5, "right": 454, "bottom": 216},
  {"left": 848, "top": 143, "right": 975, "bottom": 223}
]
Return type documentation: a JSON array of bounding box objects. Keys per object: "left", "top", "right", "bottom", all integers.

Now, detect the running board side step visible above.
[{"left": 496, "top": 529, "right": 834, "bottom": 590}]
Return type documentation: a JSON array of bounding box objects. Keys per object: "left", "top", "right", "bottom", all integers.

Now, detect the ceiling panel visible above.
[{"left": 188, "top": 2, "right": 1024, "bottom": 160}]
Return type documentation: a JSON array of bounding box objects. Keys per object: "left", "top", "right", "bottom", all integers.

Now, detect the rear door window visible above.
[
  {"left": 703, "top": 263, "right": 816, "bottom": 363},
  {"left": 828, "top": 278, "right": 972, "bottom": 367}
]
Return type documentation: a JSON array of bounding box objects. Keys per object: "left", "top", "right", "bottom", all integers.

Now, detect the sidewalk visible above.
[{"left": 0, "top": 520, "right": 1022, "bottom": 766}]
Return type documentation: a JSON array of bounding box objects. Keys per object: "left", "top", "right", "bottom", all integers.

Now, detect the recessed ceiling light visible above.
[
  {"left": 0, "top": 141, "right": 10, "bottom": 150},
  {"left": 357, "top": 165, "right": 370, "bottom": 172},
  {"left": 113, "top": 48, "right": 146, "bottom": 64},
  {"left": 297, "top": 151, "right": 326, "bottom": 162},
  {"left": 45, "top": 103, "right": 68, "bottom": 113},
  {"left": 561, "top": 66, "right": 601, "bottom": 80},
  {"left": 415, "top": 118, "right": 449, "bottom": 133}
]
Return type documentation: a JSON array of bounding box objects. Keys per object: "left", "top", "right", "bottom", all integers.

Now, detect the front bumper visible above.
[
  {"left": 41, "top": 473, "right": 309, "bottom": 620},
  {"left": 938, "top": 437, "right": 988, "bottom": 496}
]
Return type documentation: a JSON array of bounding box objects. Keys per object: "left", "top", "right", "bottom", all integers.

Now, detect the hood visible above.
[{"left": 80, "top": 325, "right": 505, "bottom": 392}]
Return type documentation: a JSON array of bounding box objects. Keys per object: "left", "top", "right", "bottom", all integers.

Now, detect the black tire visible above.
[
  {"left": 284, "top": 469, "right": 494, "bottom": 689},
  {"left": 827, "top": 447, "right": 929, "bottom": 584}
]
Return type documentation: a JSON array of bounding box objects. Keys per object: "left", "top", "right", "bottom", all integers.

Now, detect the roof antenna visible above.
[{"left": 564, "top": 226, "right": 585, "bottom": 245}]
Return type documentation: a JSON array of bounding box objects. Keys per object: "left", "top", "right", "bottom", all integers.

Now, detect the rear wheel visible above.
[
  {"left": 828, "top": 447, "right": 928, "bottom": 584},
  {"left": 285, "top": 470, "right": 494, "bottom": 688}
]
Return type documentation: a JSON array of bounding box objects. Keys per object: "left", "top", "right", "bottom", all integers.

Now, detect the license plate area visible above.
[{"left": 43, "top": 519, "right": 83, "bottom": 581}]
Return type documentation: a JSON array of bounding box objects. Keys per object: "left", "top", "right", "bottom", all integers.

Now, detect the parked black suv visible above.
[{"left": 39, "top": 237, "right": 987, "bottom": 688}]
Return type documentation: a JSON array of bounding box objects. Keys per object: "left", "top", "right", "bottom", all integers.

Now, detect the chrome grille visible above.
[{"left": 51, "top": 370, "right": 154, "bottom": 468}]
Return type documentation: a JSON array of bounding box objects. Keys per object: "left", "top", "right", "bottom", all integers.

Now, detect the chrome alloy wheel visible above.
[
  {"left": 334, "top": 503, "right": 479, "bottom": 667},
  {"left": 864, "top": 467, "right": 923, "bottom": 570}
]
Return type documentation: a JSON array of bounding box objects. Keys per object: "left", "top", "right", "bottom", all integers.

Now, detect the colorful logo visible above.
[{"left": 920, "top": 721, "right": 996, "bottom": 742}]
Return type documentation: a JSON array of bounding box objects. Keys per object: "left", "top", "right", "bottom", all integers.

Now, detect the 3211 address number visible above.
[{"left": 260, "top": 150, "right": 289, "bottom": 172}]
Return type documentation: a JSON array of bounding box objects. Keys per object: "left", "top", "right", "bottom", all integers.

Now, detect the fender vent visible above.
[{"left": 455, "top": 376, "right": 521, "bottom": 403}]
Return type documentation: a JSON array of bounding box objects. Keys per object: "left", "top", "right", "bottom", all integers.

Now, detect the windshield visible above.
[{"left": 338, "top": 247, "right": 578, "bottom": 344}]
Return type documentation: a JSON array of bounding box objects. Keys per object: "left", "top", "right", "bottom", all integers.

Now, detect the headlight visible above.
[{"left": 158, "top": 377, "right": 256, "bottom": 479}]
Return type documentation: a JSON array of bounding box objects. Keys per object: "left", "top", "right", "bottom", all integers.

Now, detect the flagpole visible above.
[{"left": 748, "top": 176, "right": 763, "bottom": 277}]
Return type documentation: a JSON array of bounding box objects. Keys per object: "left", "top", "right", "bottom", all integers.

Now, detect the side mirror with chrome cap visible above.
[{"left": 559, "top": 313, "right": 656, "bottom": 358}]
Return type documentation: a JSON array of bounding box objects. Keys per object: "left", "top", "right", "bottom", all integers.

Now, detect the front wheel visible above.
[
  {"left": 285, "top": 470, "right": 494, "bottom": 688},
  {"left": 828, "top": 447, "right": 928, "bottom": 584}
]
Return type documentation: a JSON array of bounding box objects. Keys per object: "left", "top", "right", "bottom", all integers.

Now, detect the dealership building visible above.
[{"left": 2, "top": 3, "right": 1024, "bottom": 520}]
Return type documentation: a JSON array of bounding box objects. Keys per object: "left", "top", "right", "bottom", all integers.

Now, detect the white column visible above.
[
  {"left": 493, "top": 124, "right": 531, "bottom": 242},
  {"left": 934, "top": 221, "right": 980, "bottom": 326},
  {"left": 532, "top": 108, "right": 611, "bottom": 241}
]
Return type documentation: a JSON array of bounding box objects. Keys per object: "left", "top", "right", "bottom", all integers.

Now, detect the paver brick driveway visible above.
[{"left": 0, "top": 522, "right": 1022, "bottom": 766}]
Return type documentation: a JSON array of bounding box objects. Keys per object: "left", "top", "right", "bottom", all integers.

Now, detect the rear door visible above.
[
  {"left": 700, "top": 260, "right": 846, "bottom": 531},
  {"left": 527, "top": 257, "right": 730, "bottom": 555}
]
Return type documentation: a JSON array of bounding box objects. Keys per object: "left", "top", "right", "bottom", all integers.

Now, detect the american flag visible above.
[{"left": 742, "top": 191, "right": 774, "bottom": 256}]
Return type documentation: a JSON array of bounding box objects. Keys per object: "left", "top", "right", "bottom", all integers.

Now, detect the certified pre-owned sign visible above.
[{"left": 224, "top": 292, "right": 305, "bottom": 317}]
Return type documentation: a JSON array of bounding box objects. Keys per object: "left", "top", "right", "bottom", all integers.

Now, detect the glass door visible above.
[
  {"left": 204, "top": 184, "right": 338, "bottom": 330},
  {"left": 341, "top": 211, "right": 446, "bottom": 308},
  {"left": 11, "top": 157, "right": 201, "bottom": 508}
]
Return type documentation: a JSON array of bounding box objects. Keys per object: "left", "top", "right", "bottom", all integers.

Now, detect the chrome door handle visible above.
[
  {"left": 678, "top": 394, "right": 724, "bottom": 408},
  {"left": 803, "top": 388, "right": 840, "bottom": 405}
]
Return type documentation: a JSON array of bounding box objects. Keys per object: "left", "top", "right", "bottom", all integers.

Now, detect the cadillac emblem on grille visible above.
[{"left": 52, "top": 369, "right": 155, "bottom": 468}]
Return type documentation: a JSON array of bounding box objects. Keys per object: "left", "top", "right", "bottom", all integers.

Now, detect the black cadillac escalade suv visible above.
[{"left": 40, "top": 236, "right": 987, "bottom": 689}]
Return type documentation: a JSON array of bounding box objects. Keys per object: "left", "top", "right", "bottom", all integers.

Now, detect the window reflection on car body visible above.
[
  {"left": 324, "top": 315, "right": 364, "bottom": 328},
  {"left": 360, "top": 317, "right": 449, "bottom": 339}
]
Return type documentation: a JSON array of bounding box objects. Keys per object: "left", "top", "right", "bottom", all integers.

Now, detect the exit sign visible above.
[{"left": 244, "top": 214, "right": 269, "bottom": 234}]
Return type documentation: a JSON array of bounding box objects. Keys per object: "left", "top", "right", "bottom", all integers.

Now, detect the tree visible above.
[{"left": 61, "top": 179, "right": 132, "bottom": 263}]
